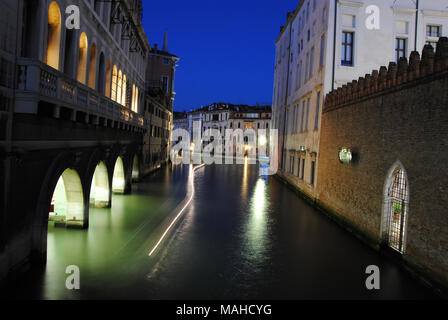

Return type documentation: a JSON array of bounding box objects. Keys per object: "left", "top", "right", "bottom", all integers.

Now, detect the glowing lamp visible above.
[{"left": 338, "top": 147, "right": 353, "bottom": 164}]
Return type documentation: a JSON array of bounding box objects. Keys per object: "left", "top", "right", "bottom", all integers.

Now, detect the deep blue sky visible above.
[{"left": 142, "top": 0, "right": 298, "bottom": 112}]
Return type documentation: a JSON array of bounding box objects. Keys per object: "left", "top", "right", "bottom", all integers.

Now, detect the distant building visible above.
[
  {"left": 177, "top": 103, "right": 272, "bottom": 157},
  {"left": 173, "top": 111, "right": 189, "bottom": 131},
  {"left": 273, "top": 0, "right": 448, "bottom": 200},
  {"left": 144, "top": 31, "right": 179, "bottom": 174}
]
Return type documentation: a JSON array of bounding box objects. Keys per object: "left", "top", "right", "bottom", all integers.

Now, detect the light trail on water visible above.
[{"left": 148, "top": 163, "right": 206, "bottom": 257}]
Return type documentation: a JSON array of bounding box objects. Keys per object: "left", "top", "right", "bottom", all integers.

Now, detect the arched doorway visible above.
[
  {"left": 112, "top": 156, "right": 125, "bottom": 194},
  {"left": 132, "top": 155, "right": 139, "bottom": 181},
  {"left": 382, "top": 163, "right": 409, "bottom": 253},
  {"left": 46, "top": 1, "right": 62, "bottom": 70},
  {"left": 77, "top": 32, "right": 88, "bottom": 84},
  {"left": 90, "top": 161, "right": 110, "bottom": 208},
  {"left": 49, "top": 168, "right": 85, "bottom": 228}
]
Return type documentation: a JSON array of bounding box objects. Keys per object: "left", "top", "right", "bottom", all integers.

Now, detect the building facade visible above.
[
  {"left": 317, "top": 38, "right": 448, "bottom": 292},
  {"left": 143, "top": 32, "right": 179, "bottom": 174},
  {"left": 273, "top": 0, "right": 448, "bottom": 200},
  {"left": 0, "top": 0, "right": 150, "bottom": 281},
  {"left": 173, "top": 111, "right": 189, "bottom": 132},
  {"left": 176, "top": 103, "right": 271, "bottom": 157}
]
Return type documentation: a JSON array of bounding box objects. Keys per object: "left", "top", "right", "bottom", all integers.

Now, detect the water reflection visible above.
[
  {"left": 243, "top": 178, "right": 270, "bottom": 274},
  {"left": 241, "top": 157, "right": 249, "bottom": 199}
]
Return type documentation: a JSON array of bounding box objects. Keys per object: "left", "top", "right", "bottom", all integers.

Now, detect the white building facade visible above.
[
  {"left": 272, "top": 0, "right": 448, "bottom": 199},
  {"left": 181, "top": 103, "right": 272, "bottom": 157}
]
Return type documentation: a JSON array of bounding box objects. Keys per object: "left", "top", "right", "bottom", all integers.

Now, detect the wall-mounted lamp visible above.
[
  {"left": 338, "top": 147, "right": 353, "bottom": 164},
  {"left": 299, "top": 145, "right": 306, "bottom": 152}
]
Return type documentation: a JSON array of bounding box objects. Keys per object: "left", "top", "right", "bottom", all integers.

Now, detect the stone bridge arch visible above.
[
  {"left": 30, "top": 143, "right": 142, "bottom": 267},
  {"left": 32, "top": 150, "right": 90, "bottom": 265}
]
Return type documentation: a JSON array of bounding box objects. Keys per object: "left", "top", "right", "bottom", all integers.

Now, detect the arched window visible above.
[
  {"left": 382, "top": 162, "right": 409, "bottom": 253},
  {"left": 117, "top": 70, "right": 123, "bottom": 104},
  {"left": 131, "top": 84, "right": 136, "bottom": 111},
  {"left": 105, "top": 60, "right": 111, "bottom": 97},
  {"left": 135, "top": 87, "right": 139, "bottom": 113},
  {"left": 46, "top": 2, "right": 62, "bottom": 70},
  {"left": 97, "top": 52, "right": 105, "bottom": 94},
  {"left": 88, "top": 43, "right": 97, "bottom": 89},
  {"left": 77, "top": 32, "right": 88, "bottom": 84},
  {"left": 122, "top": 74, "right": 127, "bottom": 106},
  {"left": 111, "top": 65, "right": 118, "bottom": 101}
]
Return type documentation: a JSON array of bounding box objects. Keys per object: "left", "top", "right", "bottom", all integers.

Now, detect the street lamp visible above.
[{"left": 338, "top": 147, "right": 353, "bottom": 164}]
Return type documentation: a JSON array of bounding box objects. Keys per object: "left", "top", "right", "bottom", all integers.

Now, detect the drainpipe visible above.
[
  {"left": 332, "top": 0, "right": 338, "bottom": 91},
  {"left": 280, "top": 18, "right": 293, "bottom": 171},
  {"left": 414, "top": 0, "right": 419, "bottom": 51}
]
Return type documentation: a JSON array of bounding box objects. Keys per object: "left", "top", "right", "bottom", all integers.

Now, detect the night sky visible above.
[{"left": 142, "top": 0, "right": 299, "bottom": 112}]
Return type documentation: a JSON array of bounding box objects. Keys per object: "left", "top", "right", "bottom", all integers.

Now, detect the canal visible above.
[{"left": 9, "top": 163, "right": 435, "bottom": 299}]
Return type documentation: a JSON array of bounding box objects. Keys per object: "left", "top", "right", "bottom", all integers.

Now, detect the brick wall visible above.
[{"left": 317, "top": 38, "right": 448, "bottom": 289}]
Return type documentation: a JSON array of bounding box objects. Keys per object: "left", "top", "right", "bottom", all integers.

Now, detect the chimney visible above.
[{"left": 163, "top": 30, "right": 168, "bottom": 52}]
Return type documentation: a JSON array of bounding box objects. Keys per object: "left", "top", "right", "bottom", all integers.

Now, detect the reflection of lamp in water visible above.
[
  {"left": 253, "top": 179, "right": 266, "bottom": 219},
  {"left": 259, "top": 135, "right": 267, "bottom": 146},
  {"left": 242, "top": 155, "right": 248, "bottom": 198}
]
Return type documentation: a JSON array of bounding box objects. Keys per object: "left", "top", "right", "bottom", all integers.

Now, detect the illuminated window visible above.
[
  {"left": 46, "top": 2, "right": 62, "bottom": 70},
  {"left": 132, "top": 84, "right": 136, "bottom": 111},
  {"left": 77, "top": 32, "right": 88, "bottom": 84},
  {"left": 117, "top": 70, "right": 122, "bottom": 104},
  {"left": 122, "top": 74, "right": 127, "bottom": 106},
  {"left": 111, "top": 65, "right": 118, "bottom": 101},
  {"left": 134, "top": 87, "right": 139, "bottom": 112}
]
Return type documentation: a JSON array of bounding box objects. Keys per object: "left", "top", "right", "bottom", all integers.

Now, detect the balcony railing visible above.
[{"left": 16, "top": 58, "right": 145, "bottom": 128}]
